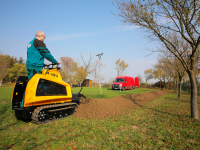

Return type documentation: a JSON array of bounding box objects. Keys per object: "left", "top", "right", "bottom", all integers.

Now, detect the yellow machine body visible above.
[
  {"left": 11, "top": 64, "right": 82, "bottom": 123},
  {"left": 24, "top": 75, "right": 72, "bottom": 107},
  {"left": 11, "top": 67, "right": 73, "bottom": 107}
]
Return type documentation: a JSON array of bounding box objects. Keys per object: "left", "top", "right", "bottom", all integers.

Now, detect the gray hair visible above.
[{"left": 35, "top": 31, "right": 45, "bottom": 37}]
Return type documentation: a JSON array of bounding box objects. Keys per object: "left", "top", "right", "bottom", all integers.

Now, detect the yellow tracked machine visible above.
[{"left": 11, "top": 64, "right": 85, "bottom": 124}]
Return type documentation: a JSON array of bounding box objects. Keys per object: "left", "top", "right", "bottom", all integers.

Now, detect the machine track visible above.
[{"left": 31, "top": 103, "right": 78, "bottom": 124}]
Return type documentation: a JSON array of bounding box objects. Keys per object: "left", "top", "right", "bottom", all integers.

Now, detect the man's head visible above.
[{"left": 35, "top": 31, "right": 45, "bottom": 41}]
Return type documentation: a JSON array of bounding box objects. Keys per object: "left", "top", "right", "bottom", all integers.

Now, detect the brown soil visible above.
[{"left": 72, "top": 90, "right": 169, "bottom": 119}]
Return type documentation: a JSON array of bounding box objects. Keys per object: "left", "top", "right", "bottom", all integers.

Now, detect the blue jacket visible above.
[{"left": 26, "top": 38, "right": 58, "bottom": 67}]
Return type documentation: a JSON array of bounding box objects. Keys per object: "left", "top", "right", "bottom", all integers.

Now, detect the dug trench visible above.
[{"left": 72, "top": 89, "right": 169, "bottom": 119}]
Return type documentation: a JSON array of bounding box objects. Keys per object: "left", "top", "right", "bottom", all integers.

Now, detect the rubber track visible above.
[{"left": 31, "top": 103, "right": 78, "bottom": 124}]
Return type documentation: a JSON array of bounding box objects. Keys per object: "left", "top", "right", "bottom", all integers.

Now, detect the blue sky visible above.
[{"left": 0, "top": 0, "right": 159, "bottom": 83}]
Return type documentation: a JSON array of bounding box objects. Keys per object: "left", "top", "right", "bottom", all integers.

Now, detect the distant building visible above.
[{"left": 82, "top": 79, "right": 92, "bottom": 87}]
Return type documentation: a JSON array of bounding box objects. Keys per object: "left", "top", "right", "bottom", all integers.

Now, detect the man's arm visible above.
[{"left": 34, "top": 39, "right": 58, "bottom": 64}]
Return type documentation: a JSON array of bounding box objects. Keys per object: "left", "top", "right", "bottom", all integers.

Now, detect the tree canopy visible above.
[
  {"left": 0, "top": 53, "right": 27, "bottom": 84},
  {"left": 115, "top": 58, "right": 129, "bottom": 76},
  {"left": 114, "top": 0, "right": 200, "bottom": 119}
]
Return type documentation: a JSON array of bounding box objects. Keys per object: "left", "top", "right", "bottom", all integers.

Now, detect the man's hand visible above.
[{"left": 57, "top": 61, "right": 60, "bottom": 64}]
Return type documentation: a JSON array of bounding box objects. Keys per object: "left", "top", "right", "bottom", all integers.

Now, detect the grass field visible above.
[
  {"left": 0, "top": 85, "right": 200, "bottom": 149},
  {"left": 71, "top": 86, "right": 157, "bottom": 99}
]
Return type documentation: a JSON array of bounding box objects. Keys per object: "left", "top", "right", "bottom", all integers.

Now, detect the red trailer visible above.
[{"left": 112, "top": 76, "right": 139, "bottom": 90}]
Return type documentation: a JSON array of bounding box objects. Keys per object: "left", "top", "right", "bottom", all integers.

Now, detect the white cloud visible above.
[
  {"left": 46, "top": 25, "right": 139, "bottom": 41},
  {"left": 47, "top": 32, "right": 94, "bottom": 41},
  {"left": 112, "top": 25, "right": 139, "bottom": 31}
]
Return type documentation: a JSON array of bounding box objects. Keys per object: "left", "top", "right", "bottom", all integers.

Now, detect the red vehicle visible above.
[{"left": 112, "top": 76, "right": 139, "bottom": 90}]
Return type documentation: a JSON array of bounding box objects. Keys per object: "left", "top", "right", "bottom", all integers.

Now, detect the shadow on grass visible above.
[
  {"left": 0, "top": 103, "right": 11, "bottom": 114},
  {"left": 0, "top": 115, "right": 32, "bottom": 132},
  {"left": 167, "top": 98, "right": 190, "bottom": 103},
  {"left": 183, "top": 89, "right": 200, "bottom": 96},
  {"left": 167, "top": 97, "right": 200, "bottom": 105},
  {"left": 0, "top": 102, "right": 32, "bottom": 132},
  {"left": 125, "top": 94, "right": 191, "bottom": 118}
]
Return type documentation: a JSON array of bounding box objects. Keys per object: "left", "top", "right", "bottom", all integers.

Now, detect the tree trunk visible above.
[
  {"left": 175, "top": 80, "right": 178, "bottom": 94},
  {"left": 159, "top": 80, "right": 161, "bottom": 88},
  {"left": 188, "top": 71, "right": 199, "bottom": 119},
  {"left": 0, "top": 79, "right": 2, "bottom": 87},
  {"left": 163, "top": 79, "right": 166, "bottom": 89},
  {"left": 178, "top": 76, "right": 182, "bottom": 99},
  {"left": 173, "top": 80, "right": 176, "bottom": 92}
]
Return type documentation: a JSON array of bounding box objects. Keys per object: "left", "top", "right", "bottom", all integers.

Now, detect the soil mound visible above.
[{"left": 73, "top": 90, "right": 169, "bottom": 119}]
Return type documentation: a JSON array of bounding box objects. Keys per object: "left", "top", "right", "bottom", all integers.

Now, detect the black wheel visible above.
[
  {"left": 15, "top": 110, "right": 23, "bottom": 120},
  {"left": 38, "top": 110, "right": 48, "bottom": 122},
  {"left": 130, "top": 86, "right": 133, "bottom": 90}
]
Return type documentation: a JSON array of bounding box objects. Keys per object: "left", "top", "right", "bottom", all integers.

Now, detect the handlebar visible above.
[{"left": 43, "top": 63, "right": 60, "bottom": 70}]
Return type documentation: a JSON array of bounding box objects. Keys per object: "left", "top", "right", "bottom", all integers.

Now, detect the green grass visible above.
[
  {"left": 0, "top": 84, "right": 14, "bottom": 101},
  {"left": 0, "top": 85, "right": 200, "bottom": 149},
  {"left": 72, "top": 87, "right": 156, "bottom": 99}
]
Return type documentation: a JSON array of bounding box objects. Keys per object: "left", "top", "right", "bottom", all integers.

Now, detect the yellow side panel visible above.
[
  {"left": 42, "top": 68, "right": 62, "bottom": 80},
  {"left": 11, "top": 83, "right": 16, "bottom": 102},
  {"left": 24, "top": 74, "right": 72, "bottom": 107}
]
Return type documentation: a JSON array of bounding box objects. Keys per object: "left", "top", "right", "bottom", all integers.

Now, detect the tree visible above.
[
  {"left": 115, "top": 58, "right": 129, "bottom": 76},
  {"left": 60, "top": 57, "right": 73, "bottom": 83},
  {"left": 144, "top": 68, "right": 153, "bottom": 83},
  {"left": 18, "top": 57, "right": 24, "bottom": 64},
  {"left": 80, "top": 52, "right": 93, "bottom": 75},
  {"left": 153, "top": 62, "right": 165, "bottom": 88},
  {"left": 136, "top": 74, "right": 143, "bottom": 83},
  {"left": 164, "top": 52, "right": 187, "bottom": 98},
  {"left": 0, "top": 53, "right": 9, "bottom": 86},
  {"left": 157, "top": 53, "right": 187, "bottom": 98},
  {"left": 173, "top": 58, "right": 187, "bottom": 99},
  {"left": 157, "top": 35, "right": 189, "bottom": 95},
  {"left": 110, "top": 77, "right": 115, "bottom": 84},
  {"left": 71, "top": 62, "right": 87, "bottom": 86},
  {"left": 9, "top": 56, "right": 17, "bottom": 68},
  {"left": 159, "top": 58, "right": 174, "bottom": 89},
  {"left": 7, "top": 63, "right": 27, "bottom": 82},
  {"left": 2, "top": 55, "right": 27, "bottom": 83},
  {"left": 114, "top": 0, "right": 200, "bottom": 119}
]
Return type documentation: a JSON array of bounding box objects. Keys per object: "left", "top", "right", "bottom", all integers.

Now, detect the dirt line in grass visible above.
[{"left": 72, "top": 89, "right": 169, "bottom": 119}]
